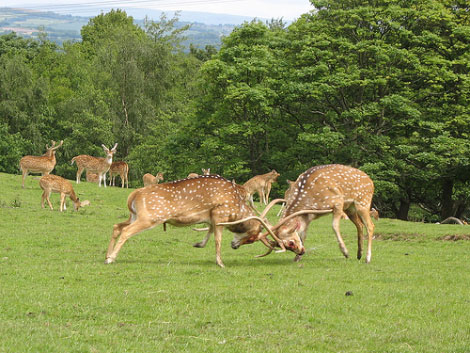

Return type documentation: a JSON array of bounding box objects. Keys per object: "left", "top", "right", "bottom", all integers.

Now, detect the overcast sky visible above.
[{"left": 1, "top": 0, "right": 314, "bottom": 20}]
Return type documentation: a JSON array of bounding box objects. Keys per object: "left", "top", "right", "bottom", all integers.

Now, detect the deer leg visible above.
[
  {"left": 76, "top": 167, "right": 84, "bottom": 183},
  {"left": 213, "top": 225, "right": 225, "bottom": 268},
  {"left": 356, "top": 207, "right": 375, "bottom": 263},
  {"left": 332, "top": 206, "right": 349, "bottom": 258},
  {"left": 60, "top": 193, "right": 66, "bottom": 212},
  {"left": 345, "top": 209, "right": 364, "bottom": 260},
  {"left": 265, "top": 183, "right": 272, "bottom": 204},
  {"left": 45, "top": 191, "right": 53, "bottom": 210},
  {"left": 105, "top": 218, "right": 155, "bottom": 264},
  {"left": 193, "top": 226, "right": 213, "bottom": 248},
  {"left": 21, "top": 170, "right": 28, "bottom": 188}
]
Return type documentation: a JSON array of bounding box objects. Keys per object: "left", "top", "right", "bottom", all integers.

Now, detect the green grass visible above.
[{"left": 1, "top": 172, "right": 470, "bottom": 352}]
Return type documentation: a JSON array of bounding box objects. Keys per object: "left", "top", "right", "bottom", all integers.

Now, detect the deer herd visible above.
[{"left": 19, "top": 141, "right": 379, "bottom": 267}]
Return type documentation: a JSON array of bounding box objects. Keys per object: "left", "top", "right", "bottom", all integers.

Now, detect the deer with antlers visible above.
[
  {"left": 39, "top": 174, "right": 90, "bottom": 212},
  {"left": 143, "top": 172, "right": 164, "bottom": 186},
  {"left": 243, "top": 170, "right": 280, "bottom": 207},
  {"left": 109, "top": 161, "right": 129, "bottom": 188},
  {"left": 19, "top": 140, "right": 63, "bottom": 188},
  {"left": 221, "top": 164, "right": 376, "bottom": 263},
  {"left": 104, "top": 175, "right": 302, "bottom": 267},
  {"left": 71, "top": 144, "right": 118, "bottom": 187}
]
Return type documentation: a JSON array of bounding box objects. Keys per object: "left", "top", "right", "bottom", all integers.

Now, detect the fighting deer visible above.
[
  {"left": 104, "top": 175, "right": 300, "bottom": 267},
  {"left": 39, "top": 174, "right": 90, "bottom": 212},
  {"left": 71, "top": 143, "right": 118, "bottom": 187},
  {"left": 243, "top": 170, "right": 280, "bottom": 207},
  {"left": 109, "top": 161, "right": 129, "bottom": 188},
  {"left": 143, "top": 172, "right": 164, "bottom": 186},
  {"left": 222, "top": 164, "right": 376, "bottom": 263},
  {"left": 19, "top": 140, "right": 63, "bottom": 188},
  {"left": 187, "top": 168, "right": 211, "bottom": 179}
]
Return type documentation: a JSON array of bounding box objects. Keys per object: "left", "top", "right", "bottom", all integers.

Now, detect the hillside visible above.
[{"left": 0, "top": 7, "right": 237, "bottom": 48}]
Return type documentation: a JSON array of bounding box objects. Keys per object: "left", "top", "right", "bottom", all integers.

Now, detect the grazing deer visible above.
[
  {"left": 143, "top": 172, "right": 164, "bottom": 186},
  {"left": 19, "top": 140, "right": 63, "bottom": 188},
  {"left": 71, "top": 144, "right": 118, "bottom": 187},
  {"left": 187, "top": 168, "right": 211, "bottom": 179},
  {"left": 104, "top": 175, "right": 296, "bottom": 268},
  {"left": 109, "top": 161, "right": 129, "bottom": 188},
  {"left": 223, "top": 165, "right": 376, "bottom": 263},
  {"left": 39, "top": 174, "right": 90, "bottom": 212},
  {"left": 243, "top": 170, "right": 280, "bottom": 207}
]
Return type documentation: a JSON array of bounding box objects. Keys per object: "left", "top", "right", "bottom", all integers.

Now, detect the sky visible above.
[{"left": 1, "top": 0, "right": 314, "bottom": 21}]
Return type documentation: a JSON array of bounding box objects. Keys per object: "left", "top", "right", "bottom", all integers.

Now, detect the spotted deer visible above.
[
  {"left": 105, "top": 175, "right": 294, "bottom": 268},
  {"left": 243, "top": 170, "right": 280, "bottom": 207},
  {"left": 187, "top": 168, "right": 210, "bottom": 179},
  {"left": 39, "top": 174, "right": 90, "bottom": 212},
  {"left": 109, "top": 161, "right": 129, "bottom": 188},
  {"left": 71, "top": 143, "right": 118, "bottom": 187},
  {"left": 223, "top": 164, "right": 376, "bottom": 263},
  {"left": 143, "top": 172, "right": 164, "bottom": 186},
  {"left": 19, "top": 140, "right": 63, "bottom": 188}
]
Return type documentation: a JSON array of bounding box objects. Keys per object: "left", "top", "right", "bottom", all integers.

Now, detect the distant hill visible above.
[{"left": 0, "top": 7, "right": 247, "bottom": 49}]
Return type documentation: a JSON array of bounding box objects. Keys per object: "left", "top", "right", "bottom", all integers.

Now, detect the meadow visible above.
[{"left": 1, "top": 172, "right": 470, "bottom": 352}]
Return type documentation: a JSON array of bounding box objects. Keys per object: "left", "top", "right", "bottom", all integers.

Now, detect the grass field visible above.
[{"left": 1, "top": 172, "right": 470, "bottom": 352}]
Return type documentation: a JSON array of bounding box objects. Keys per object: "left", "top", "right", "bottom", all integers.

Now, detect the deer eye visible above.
[{"left": 288, "top": 240, "right": 295, "bottom": 248}]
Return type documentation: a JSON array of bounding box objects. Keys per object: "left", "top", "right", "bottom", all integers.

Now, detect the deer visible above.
[
  {"left": 19, "top": 140, "right": 63, "bottom": 188},
  {"left": 143, "top": 172, "right": 164, "bottom": 186},
  {"left": 39, "top": 174, "right": 90, "bottom": 212},
  {"left": 187, "top": 168, "right": 211, "bottom": 179},
  {"left": 109, "top": 161, "right": 129, "bottom": 188},
  {"left": 71, "top": 143, "right": 118, "bottom": 187},
  {"left": 221, "top": 164, "right": 376, "bottom": 263},
  {"left": 243, "top": 170, "right": 280, "bottom": 207},
  {"left": 104, "top": 175, "right": 301, "bottom": 268},
  {"left": 86, "top": 171, "right": 99, "bottom": 183}
]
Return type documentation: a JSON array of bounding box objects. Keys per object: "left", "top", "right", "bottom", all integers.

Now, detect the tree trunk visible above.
[
  {"left": 440, "top": 178, "right": 454, "bottom": 220},
  {"left": 397, "top": 199, "right": 410, "bottom": 221}
]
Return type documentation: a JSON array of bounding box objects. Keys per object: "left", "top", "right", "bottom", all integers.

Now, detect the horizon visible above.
[{"left": 0, "top": 0, "right": 314, "bottom": 22}]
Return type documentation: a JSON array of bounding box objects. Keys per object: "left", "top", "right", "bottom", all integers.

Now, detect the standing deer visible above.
[
  {"left": 187, "top": 168, "right": 211, "bottom": 179},
  {"left": 109, "top": 161, "right": 129, "bottom": 188},
  {"left": 104, "top": 175, "right": 297, "bottom": 268},
  {"left": 39, "top": 174, "right": 90, "bottom": 212},
  {"left": 222, "top": 165, "right": 376, "bottom": 263},
  {"left": 19, "top": 140, "right": 63, "bottom": 188},
  {"left": 243, "top": 170, "right": 280, "bottom": 207},
  {"left": 71, "top": 143, "right": 118, "bottom": 187},
  {"left": 143, "top": 172, "right": 164, "bottom": 186}
]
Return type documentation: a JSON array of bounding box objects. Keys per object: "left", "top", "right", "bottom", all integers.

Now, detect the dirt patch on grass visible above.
[
  {"left": 437, "top": 234, "right": 470, "bottom": 241},
  {"left": 374, "top": 233, "right": 425, "bottom": 241},
  {"left": 375, "top": 233, "right": 470, "bottom": 241}
]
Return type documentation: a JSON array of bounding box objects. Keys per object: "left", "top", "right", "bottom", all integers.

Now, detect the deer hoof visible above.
[
  {"left": 104, "top": 257, "right": 115, "bottom": 264},
  {"left": 193, "top": 242, "right": 204, "bottom": 248}
]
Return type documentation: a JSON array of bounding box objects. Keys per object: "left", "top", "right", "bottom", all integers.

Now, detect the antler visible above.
[
  {"left": 51, "top": 140, "right": 63, "bottom": 150},
  {"left": 260, "top": 198, "right": 286, "bottom": 218},
  {"left": 217, "top": 216, "right": 286, "bottom": 252}
]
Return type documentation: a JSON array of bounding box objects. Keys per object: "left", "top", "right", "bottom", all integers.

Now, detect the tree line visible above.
[{"left": 1, "top": 0, "right": 469, "bottom": 222}]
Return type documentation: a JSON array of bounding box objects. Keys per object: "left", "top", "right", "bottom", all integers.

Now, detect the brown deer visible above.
[
  {"left": 19, "top": 140, "right": 63, "bottom": 188},
  {"left": 143, "top": 172, "right": 164, "bottom": 186},
  {"left": 222, "top": 164, "right": 376, "bottom": 263},
  {"left": 187, "top": 168, "right": 211, "bottom": 179},
  {"left": 39, "top": 174, "right": 90, "bottom": 212},
  {"left": 104, "top": 175, "right": 297, "bottom": 268},
  {"left": 71, "top": 143, "right": 118, "bottom": 187},
  {"left": 243, "top": 170, "right": 280, "bottom": 207},
  {"left": 109, "top": 161, "right": 129, "bottom": 188},
  {"left": 86, "top": 171, "right": 99, "bottom": 183}
]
